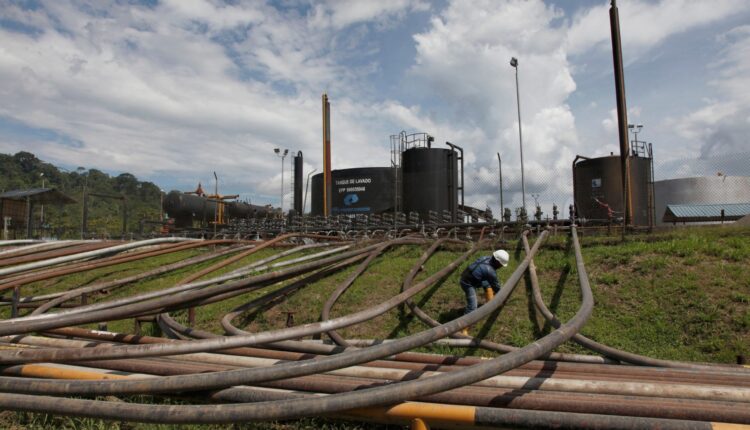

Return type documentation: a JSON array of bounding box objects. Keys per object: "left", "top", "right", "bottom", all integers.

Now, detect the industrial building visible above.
[
  {"left": 311, "top": 132, "right": 467, "bottom": 223},
  {"left": 654, "top": 176, "right": 750, "bottom": 225},
  {"left": 0, "top": 188, "right": 76, "bottom": 239},
  {"left": 572, "top": 144, "right": 750, "bottom": 226}
]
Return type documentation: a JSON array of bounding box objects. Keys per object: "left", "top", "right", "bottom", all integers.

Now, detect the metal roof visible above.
[
  {"left": 663, "top": 203, "right": 750, "bottom": 223},
  {"left": 0, "top": 188, "right": 77, "bottom": 205}
]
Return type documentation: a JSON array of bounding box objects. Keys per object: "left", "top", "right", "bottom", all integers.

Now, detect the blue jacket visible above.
[{"left": 460, "top": 256, "right": 501, "bottom": 290}]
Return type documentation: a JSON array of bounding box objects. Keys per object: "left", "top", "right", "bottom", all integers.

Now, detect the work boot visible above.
[
  {"left": 485, "top": 288, "right": 495, "bottom": 301},
  {"left": 460, "top": 327, "right": 469, "bottom": 336}
]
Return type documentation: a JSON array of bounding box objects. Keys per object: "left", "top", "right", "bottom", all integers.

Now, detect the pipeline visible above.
[
  {"left": 0, "top": 229, "right": 648, "bottom": 424},
  {"left": 520, "top": 231, "right": 747, "bottom": 371},
  {"left": 397, "top": 230, "right": 613, "bottom": 364},
  {"left": 0, "top": 233, "right": 543, "bottom": 397},
  {"left": 0, "top": 228, "right": 747, "bottom": 428},
  {"left": 25, "top": 243, "right": 254, "bottom": 312},
  {"left": 0, "top": 237, "right": 196, "bottom": 277}
]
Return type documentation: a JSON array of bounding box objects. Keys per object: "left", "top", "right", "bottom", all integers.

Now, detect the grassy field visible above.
[{"left": 2, "top": 225, "right": 749, "bottom": 429}]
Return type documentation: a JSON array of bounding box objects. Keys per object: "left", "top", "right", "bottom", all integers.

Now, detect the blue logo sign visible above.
[{"left": 343, "top": 193, "right": 359, "bottom": 206}]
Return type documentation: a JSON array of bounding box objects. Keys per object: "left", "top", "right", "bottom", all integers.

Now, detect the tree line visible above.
[{"left": 1, "top": 151, "right": 162, "bottom": 238}]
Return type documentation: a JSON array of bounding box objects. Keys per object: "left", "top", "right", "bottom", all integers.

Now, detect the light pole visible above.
[
  {"left": 274, "top": 148, "right": 289, "bottom": 214},
  {"left": 77, "top": 167, "right": 88, "bottom": 239},
  {"left": 496, "top": 153, "right": 503, "bottom": 222},
  {"left": 39, "top": 173, "right": 45, "bottom": 226},
  {"left": 159, "top": 189, "right": 164, "bottom": 221},
  {"left": 510, "top": 56, "right": 526, "bottom": 212},
  {"left": 213, "top": 171, "right": 218, "bottom": 238}
]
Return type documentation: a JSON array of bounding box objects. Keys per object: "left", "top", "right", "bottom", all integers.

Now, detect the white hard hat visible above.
[{"left": 493, "top": 249, "right": 509, "bottom": 267}]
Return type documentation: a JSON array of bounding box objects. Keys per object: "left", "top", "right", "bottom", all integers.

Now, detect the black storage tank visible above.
[
  {"left": 163, "top": 191, "right": 213, "bottom": 228},
  {"left": 311, "top": 167, "right": 394, "bottom": 216},
  {"left": 401, "top": 147, "right": 458, "bottom": 222},
  {"left": 292, "top": 151, "right": 303, "bottom": 216},
  {"left": 163, "top": 191, "right": 275, "bottom": 228},
  {"left": 573, "top": 155, "right": 652, "bottom": 226}
]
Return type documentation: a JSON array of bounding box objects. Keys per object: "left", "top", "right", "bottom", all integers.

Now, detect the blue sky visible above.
[{"left": 1, "top": 0, "right": 749, "bottom": 213}]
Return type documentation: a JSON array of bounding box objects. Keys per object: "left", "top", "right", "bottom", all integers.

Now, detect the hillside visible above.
[{"left": 0, "top": 151, "right": 162, "bottom": 238}]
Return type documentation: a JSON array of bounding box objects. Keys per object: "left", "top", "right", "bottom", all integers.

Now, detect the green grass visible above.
[{"left": 2, "top": 225, "right": 750, "bottom": 429}]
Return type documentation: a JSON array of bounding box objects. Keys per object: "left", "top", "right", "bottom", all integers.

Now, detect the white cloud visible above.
[
  {"left": 310, "top": 0, "right": 429, "bottom": 29},
  {"left": 0, "top": 0, "right": 449, "bottom": 211},
  {"left": 567, "top": 0, "right": 746, "bottom": 56},
  {"left": 669, "top": 25, "right": 750, "bottom": 158},
  {"left": 601, "top": 106, "right": 640, "bottom": 137},
  {"left": 408, "top": 0, "right": 578, "bottom": 210},
  {"left": 1, "top": 0, "right": 748, "bottom": 216}
]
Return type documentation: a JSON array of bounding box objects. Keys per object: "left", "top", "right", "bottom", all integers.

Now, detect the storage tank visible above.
[
  {"left": 163, "top": 191, "right": 212, "bottom": 228},
  {"left": 401, "top": 147, "right": 458, "bottom": 222},
  {"left": 573, "top": 155, "right": 653, "bottom": 225},
  {"left": 292, "top": 151, "right": 303, "bottom": 216},
  {"left": 163, "top": 191, "right": 275, "bottom": 228},
  {"left": 654, "top": 176, "right": 750, "bottom": 225},
  {"left": 311, "top": 167, "right": 394, "bottom": 216}
]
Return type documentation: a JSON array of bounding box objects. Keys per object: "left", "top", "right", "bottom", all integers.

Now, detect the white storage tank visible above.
[{"left": 654, "top": 176, "right": 750, "bottom": 225}]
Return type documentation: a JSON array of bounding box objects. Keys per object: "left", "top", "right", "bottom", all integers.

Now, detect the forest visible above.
[{"left": 0, "top": 151, "right": 162, "bottom": 238}]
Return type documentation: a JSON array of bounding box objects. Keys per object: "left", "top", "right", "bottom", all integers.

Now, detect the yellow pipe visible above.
[
  {"left": 0, "top": 344, "right": 138, "bottom": 380},
  {"left": 712, "top": 423, "right": 750, "bottom": 430},
  {"left": 17, "top": 364, "right": 135, "bottom": 380},
  {"left": 484, "top": 288, "right": 494, "bottom": 301},
  {"left": 411, "top": 417, "right": 430, "bottom": 430},
  {"left": 351, "top": 401, "right": 476, "bottom": 425}
]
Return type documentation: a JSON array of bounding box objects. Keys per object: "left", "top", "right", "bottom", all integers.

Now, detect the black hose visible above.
[
  {"left": 0, "top": 228, "right": 598, "bottom": 424},
  {"left": 521, "top": 231, "right": 747, "bottom": 371}
]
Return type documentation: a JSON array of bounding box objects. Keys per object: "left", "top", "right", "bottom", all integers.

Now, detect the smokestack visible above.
[
  {"left": 609, "top": 0, "right": 633, "bottom": 226},
  {"left": 293, "top": 151, "right": 303, "bottom": 216},
  {"left": 322, "top": 93, "right": 332, "bottom": 218}
]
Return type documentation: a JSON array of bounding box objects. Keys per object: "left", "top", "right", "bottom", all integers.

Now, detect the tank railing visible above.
[{"left": 630, "top": 138, "right": 651, "bottom": 158}]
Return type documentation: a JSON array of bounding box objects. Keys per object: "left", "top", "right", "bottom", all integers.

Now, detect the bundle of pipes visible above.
[{"left": 0, "top": 232, "right": 747, "bottom": 430}]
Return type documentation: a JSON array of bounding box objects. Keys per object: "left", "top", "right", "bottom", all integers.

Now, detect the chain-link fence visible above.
[
  {"left": 654, "top": 152, "right": 750, "bottom": 181},
  {"left": 462, "top": 150, "right": 574, "bottom": 224}
]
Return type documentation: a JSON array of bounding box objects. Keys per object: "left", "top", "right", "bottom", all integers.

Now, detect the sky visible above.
[{"left": 1, "top": 0, "right": 749, "bottom": 214}]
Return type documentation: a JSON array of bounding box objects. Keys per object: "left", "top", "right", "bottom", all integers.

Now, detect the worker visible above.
[{"left": 459, "top": 249, "right": 509, "bottom": 319}]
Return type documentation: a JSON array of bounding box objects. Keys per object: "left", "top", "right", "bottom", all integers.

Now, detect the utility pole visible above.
[
  {"left": 497, "top": 153, "right": 504, "bottom": 222},
  {"left": 39, "top": 173, "right": 45, "bottom": 228},
  {"left": 510, "top": 57, "right": 526, "bottom": 213},
  {"left": 274, "top": 148, "right": 289, "bottom": 215},
  {"left": 609, "top": 0, "right": 633, "bottom": 228},
  {"left": 322, "top": 93, "right": 332, "bottom": 218},
  {"left": 78, "top": 168, "right": 88, "bottom": 239},
  {"left": 213, "top": 171, "right": 218, "bottom": 238}
]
